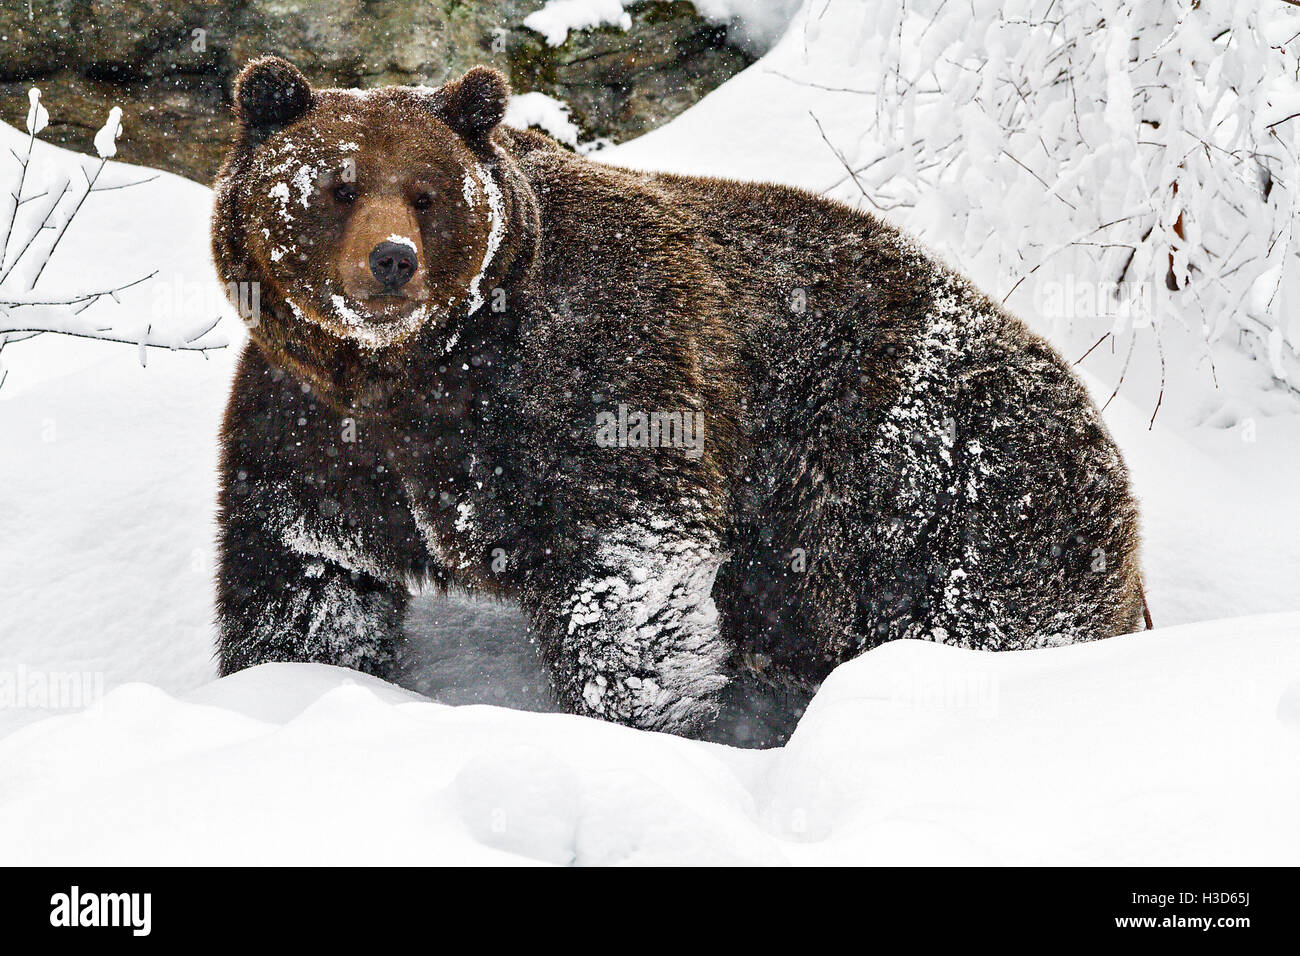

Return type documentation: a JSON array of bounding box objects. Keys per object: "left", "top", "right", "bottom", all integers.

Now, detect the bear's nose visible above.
[{"left": 369, "top": 241, "right": 417, "bottom": 291}]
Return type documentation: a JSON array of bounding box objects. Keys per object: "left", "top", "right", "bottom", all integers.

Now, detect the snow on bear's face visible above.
[{"left": 216, "top": 57, "right": 510, "bottom": 351}]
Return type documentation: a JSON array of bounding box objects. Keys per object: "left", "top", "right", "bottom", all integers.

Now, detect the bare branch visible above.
[
  {"left": 1073, "top": 332, "right": 1112, "bottom": 365},
  {"left": 1149, "top": 325, "right": 1167, "bottom": 430},
  {"left": 28, "top": 158, "right": 108, "bottom": 289},
  {"left": 0, "top": 317, "right": 226, "bottom": 354},
  {"left": 0, "top": 125, "right": 36, "bottom": 269},
  {"left": 0, "top": 270, "right": 157, "bottom": 308},
  {"left": 1000, "top": 149, "right": 1078, "bottom": 210},
  {"left": 810, "top": 110, "right": 912, "bottom": 213},
  {"left": 1100, "top": 329, "right": 1139, "bottom": 413},
  {"left": 88, "top": 174, "right": 160, "bottom": 193},
  {"left": 0, "top": 178, "right": 69, "bottom": 285},
  {"left": 0, "top": 95, "right": 229, "bottom": 395}
]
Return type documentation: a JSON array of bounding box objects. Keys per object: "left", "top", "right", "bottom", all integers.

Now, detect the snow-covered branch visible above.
[
  {"left": 0, "top": 90, "right": 227, "bottom": 391},
  {"left": 807, "top": 0, "right": 1300, "bottom": 406}
]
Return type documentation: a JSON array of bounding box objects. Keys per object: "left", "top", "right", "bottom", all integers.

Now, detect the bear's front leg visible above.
[
  {"left": 217, "top": 477, "right": 411, "bottom": 677},
  {"left": 215, "top": 346, "right": 424, "bottom": 679},
  {"left": 526, "top": 519, "right": 731, "bottom": 735}
]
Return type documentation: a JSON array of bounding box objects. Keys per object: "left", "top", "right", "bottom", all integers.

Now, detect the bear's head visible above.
[{"left": 212, "top": 56, "right": 539, "bottom": 403}]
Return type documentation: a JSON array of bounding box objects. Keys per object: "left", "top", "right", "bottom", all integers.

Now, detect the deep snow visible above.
[
  {"left": 1, "top": 2, "right": 1298, "bottom": 864},
  {"left": 2, "top": 614, "right": 1298, "bottom": 864}
]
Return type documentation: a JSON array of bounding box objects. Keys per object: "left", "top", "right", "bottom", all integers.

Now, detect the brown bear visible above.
[{"left": 212, "top": 56, "right": 1146, "bottom": 736}]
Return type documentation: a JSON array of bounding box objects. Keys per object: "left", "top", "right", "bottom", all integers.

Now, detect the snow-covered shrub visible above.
[
  {"left": 825, "top": 0, "right": 1300, "bottom": 400},
  {"left": 0, "top": 90, "right": 225, "bottom": 390}
]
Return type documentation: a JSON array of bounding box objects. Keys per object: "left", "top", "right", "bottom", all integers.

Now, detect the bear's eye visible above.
[
  {"left": 413, "top": 193, "right": 432, "bottom": 212},
  {"left": 333, "top": 184, "right": 357, "bottom": 204}
]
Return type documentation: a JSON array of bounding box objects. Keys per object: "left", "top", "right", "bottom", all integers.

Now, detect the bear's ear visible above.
[
  {"left": 233, "top": 56, "right": 315, "bottom": 145},
  {"left": 428, "top": 66, "right": 509, "bottom": 141}
]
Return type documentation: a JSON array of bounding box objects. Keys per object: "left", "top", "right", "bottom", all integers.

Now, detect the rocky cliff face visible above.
[{"left": 0, "top": 0, "right": 753, "bottom": 183}]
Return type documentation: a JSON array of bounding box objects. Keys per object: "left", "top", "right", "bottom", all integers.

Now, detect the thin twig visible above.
[
  {"left": 0, "top": 270, "right": 157, "bottom": 308},
  {"left": 0, "top": 125, "right": 36, "bottom": 270},
  {"left": 15, "top": 189, "right": 48, "bottom": 207},
  {"left": 28, "top": 158, "right": 108, "bottom": 289},
  {"left": 1074, "top": 332, "right": 1112, "bottom": 365},
  {"left": 1148, "top": 325, "right": 1166, "bottom": 430},
  {"left": 810, "top": 110, "right": 912, "bottom": 212},
  {"left": 0, "top": 319, "right": 226, "bottom": 353},
  {"left": 1001, "top": 148, "right": 1078, "bottom": 210},
  {"left": 0, "top": 179, "right": 69, "bottom": 285},
  {"left": 89, "top": 174, "right": 160, "bottom": 193},
  {"left": 1002, "top": 216, "right": 1141, "bottom": 304},
  {"left": 1100, "top": 329, "right": 1139, "bottom": 413}
]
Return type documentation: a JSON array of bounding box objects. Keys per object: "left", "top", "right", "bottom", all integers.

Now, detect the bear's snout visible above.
[
  {"left": 335, "top": 194, "right": 430, "bottom": 316},
  {"left": 369, "top": 240, "right": 417, "bottom": 291}
]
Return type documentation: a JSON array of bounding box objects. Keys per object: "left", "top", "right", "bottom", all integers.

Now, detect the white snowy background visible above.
[{"left": 1, "top": 0, "right": 1298, "bottom": 864}]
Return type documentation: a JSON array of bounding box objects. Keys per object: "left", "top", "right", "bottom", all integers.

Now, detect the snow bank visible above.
[{"left": 3, "top": 614, "right": 1298, "bottom": 865}]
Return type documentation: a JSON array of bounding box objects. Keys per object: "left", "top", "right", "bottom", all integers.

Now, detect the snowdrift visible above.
[{"left": 2, "top": 614, "right": 1298, "bottom": 865}]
